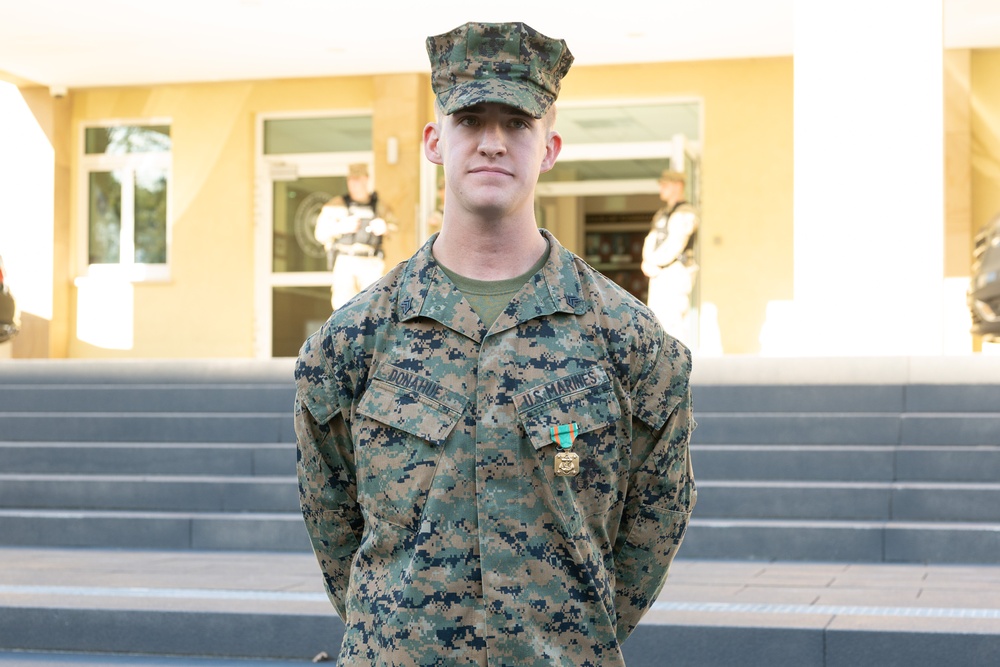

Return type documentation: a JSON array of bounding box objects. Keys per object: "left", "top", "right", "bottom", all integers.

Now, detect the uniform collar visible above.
[{"left": 395, "top": 229, "right": 587, "bottom": 337}]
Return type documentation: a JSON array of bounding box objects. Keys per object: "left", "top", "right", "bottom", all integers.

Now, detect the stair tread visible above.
[{"left": 0, "top": 509, "right": 302, "bottom": 519}]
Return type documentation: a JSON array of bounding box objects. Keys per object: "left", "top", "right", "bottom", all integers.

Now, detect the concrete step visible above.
[
  {"left": 693, "top": 382, "right": 1000, "bottom": 413},
  {"left": 4, "top": 509, "right": 1000, "bottom": 564},
  {"left": 0, "top": 443, "right": 296, "bottom": 476},
  {"left": 0, "top": 385, "right": 295, "bottom": 413},
  {"left": 694, "top": 480, "right": 1000, "bottom": 522},
  {"left": 693, "top": 444, "right": 896, "bottom": 481},
  {"left": 694, "top": 444, "right": 1000, "bottom": 482},
  {"left": 2, "top": 548, "right": 998, "bottom": 667},
  {"left": 694, "top": 412, "right": 1000, "bottom": 445},
  {"left": 0, "top": 414, "right": 295, "bottom": 443},
  {"left": 0, "top": 359, "right": 296, "bottom": 384},
  {"left": 0, "top": 651, "right": 325, "bottom": 667},
  {"left": 684, "top": 518, "right": 1000, "bottom": 564},
  {"left": 694, "top": 384, "right": 905, "bottom": 413},
  {"left": 0, "top": 510, "right": 311, "bottom": 551},
  {"left": 0, "top": 653, "right": 315, "bottom": 666},
  {"left": 0, "top": 475, "right": 298, "bottom": 513},
  {"left": 895, "top": 445, "right": 1000, "bottom": 482}
]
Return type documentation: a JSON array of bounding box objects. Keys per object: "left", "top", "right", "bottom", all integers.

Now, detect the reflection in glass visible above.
[
  {"left": 540, "top": 157, "right": 672, "bottom": 183},
  {"left": 89, "top": 171, "right": 122, "bottom": 264},
  {"left": 273, "top": 176, "right": 344, "bottom": 273},
  {"left": 557, "top": 103, "right": 700, "bottom": 144},
  {"left": 85, "top": 125, "right": 171, "bottom": 155},
  {"left": 264, "top": 116, "right": 372, "bottom": 155},
  {"left": 272, "top": 286, "right": 332, "bottom": 357},
  {"left": 135, "top": 169, "right": 168, "bottom": 263}
]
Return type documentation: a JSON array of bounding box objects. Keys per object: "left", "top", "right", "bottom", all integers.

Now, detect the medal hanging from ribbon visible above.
[{"left": 550, "top": 422, "right": 580, "bottom": 477}]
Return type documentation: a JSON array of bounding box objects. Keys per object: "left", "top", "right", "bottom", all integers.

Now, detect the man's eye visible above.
[
  {"left": 459, "top": 116, "right": 480, "bottom": 127},
  {"left": 510, "top": 119, "right": 528, "bottom": 129}
]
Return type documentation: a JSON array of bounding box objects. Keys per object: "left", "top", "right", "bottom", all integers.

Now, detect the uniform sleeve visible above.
[
  {"left": 612, "top": 333, "right": 697, "bottom": 643},
  {"left": 294, "top": 331, "right": 364, "bottom": 620}
]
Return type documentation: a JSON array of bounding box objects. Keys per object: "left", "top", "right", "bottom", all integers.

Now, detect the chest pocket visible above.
[
  {"left": 514, "top": 366, "right": 625, "bottom": 521},
  {"left": 354, "top": 363, "right": 468, "bottom": 532}
]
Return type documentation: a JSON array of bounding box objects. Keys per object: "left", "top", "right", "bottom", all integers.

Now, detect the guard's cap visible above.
[
  {"left": 426, "top": 22, "right": 574, "bottom": 119},
  {"left": 659, "top": 169, "right": 686, "bottom": 184}
]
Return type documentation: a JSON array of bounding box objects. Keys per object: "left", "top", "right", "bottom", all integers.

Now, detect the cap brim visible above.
[{"left": 437, "top": 78, "right": 551, "bottom": 119}]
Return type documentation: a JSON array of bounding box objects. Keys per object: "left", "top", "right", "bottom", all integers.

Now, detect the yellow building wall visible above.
[
  {"left": 945, "top": 50, "right": 972, "bottom": 279},
  {"left": 971, "top": 49, "right": 1000, "bottom": 236},
  {"left": 68, "top": 76, "right": 378, "bottom": 358},
  {"left": 969, "top": 48, "right": 1000, "bottom": 352},
  {"left": 561, "top": 57, "right": 794, "bottom": 355},
  {"left": 35, "top": 49, "right": 1000, "bottom": 359},
  {"left": 63, "top": 58, "right": 793, "bottom": 358}
]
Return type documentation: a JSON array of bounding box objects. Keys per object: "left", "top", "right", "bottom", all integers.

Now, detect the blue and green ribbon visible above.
[{"left": 549, "top": 422, "right": 578, "bottom": 450}]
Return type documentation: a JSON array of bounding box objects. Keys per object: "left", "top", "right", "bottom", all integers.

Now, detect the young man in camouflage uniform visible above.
[{"left": 295, "top": 21, "right": 697, "bottom": 666}]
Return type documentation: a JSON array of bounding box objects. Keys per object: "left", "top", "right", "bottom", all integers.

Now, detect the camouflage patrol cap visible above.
[
  {"left": 426, "top": 22, "right": 574, "bottom": 119},
  {"left": 348, "top": 163, "right": 369, "bottom": 179}
]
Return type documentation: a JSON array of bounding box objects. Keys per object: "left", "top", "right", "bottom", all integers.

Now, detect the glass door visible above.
[
  {"left": 254, "top": 112, "right": 374, "bottom": 357},
  {"left": 535, "top": 133, "right": 702, "bottom": 348},
  {"left": 256, "top": 158, "right": 374, "bottom": 358},
  {"left": 269, "top": 171, "right": 345, "bottom": 358}
]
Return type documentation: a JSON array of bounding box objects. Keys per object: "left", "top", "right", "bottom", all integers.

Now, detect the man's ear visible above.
[
  {"left": 539, "top": 130, "right": 562, "bottom": 174},
  {"left": 423, "top": 123, "right": 443, "bottom": 166}
]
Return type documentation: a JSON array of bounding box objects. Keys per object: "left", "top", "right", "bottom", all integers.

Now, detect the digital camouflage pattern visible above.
[
  {"left": 295, "top": 230, "right": 697, "bottom": 666},
  {"left": 426, "top": 22, "right": 574, "bottom": 119}
]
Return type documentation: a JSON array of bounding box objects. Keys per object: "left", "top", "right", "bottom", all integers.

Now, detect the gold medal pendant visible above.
[
  {"left": 550, "top": 423, "right": 581, "bottom": 476},
  {"left": 554, "top": 450, "right": 580, "bottom": 477}
]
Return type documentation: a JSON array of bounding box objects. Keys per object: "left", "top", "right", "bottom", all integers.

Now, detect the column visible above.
[{"left": 791, "top": 0, "right": 945, "bottom": 355}]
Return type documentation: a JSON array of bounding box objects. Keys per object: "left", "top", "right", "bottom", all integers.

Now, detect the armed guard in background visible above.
[
  {"left": 313, "top": 163, "right": 389, "bottom": 309},
  {"left": 642, "top": 169, "right": 699, "bottom": 346}
]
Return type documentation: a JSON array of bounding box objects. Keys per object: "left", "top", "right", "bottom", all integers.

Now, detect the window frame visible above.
[{"left": 77, "top": 119, "right": 173, "bottom": 282}]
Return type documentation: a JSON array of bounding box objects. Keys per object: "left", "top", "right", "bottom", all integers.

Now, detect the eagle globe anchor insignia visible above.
[{"left": 550, "top": 423, "right": 580, "bottom": 477}]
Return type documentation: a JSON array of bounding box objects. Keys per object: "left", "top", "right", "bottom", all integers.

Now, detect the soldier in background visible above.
[
  {"left": 641, "top": 169, "right": 699, "bottom": 345},
  {"left": 313, "top": 163, "right": 389, "bottom": 309},
  {"left": 295, "top": 21, "right": 696, "bottom": 666}
]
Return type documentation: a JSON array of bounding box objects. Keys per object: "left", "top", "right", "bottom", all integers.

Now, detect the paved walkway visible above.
[{"left": 2, "top": 547, "right": 1000, "bottom": 664}]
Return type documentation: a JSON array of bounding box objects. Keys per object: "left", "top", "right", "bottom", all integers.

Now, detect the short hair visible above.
[{"left": 659, "top": 169, "right": 686, "bottom": 185}]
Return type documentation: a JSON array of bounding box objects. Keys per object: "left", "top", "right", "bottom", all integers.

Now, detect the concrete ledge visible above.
[
  {"left": 0, "top": 475, "right": 298, "bottom": 513},
  {"left": 4, "top": 355, "right": 997, "bottom": 387},
  {"left": 692, "top": 355, "right": 1000, "bottom": 385},
  {"left": 0, "top": 608, "right": 342, "bottom": 661},
  {"left": 0, "top": 511, "right": 312, "bottom": 551},
  {"left": 0, "top": 414, "right": 295, "bottom": 443},
  {"left": 0, "top": 359, "right": 297, "bottom": 384},
  {"left": 684, "top": 519, "right": 1000, "bottom": 564},
  {"left": 693, "top": 384, "right": 904, "bottom": 412},
  {"left": 692, "top": 445, "right": 896, "bottom": 481},
  {"left": 625, "top": 623, "right": 1000, "bottom": 667},
  {"left": 0, "top": 385, "right": 296, "bottom": 413},
  {"left": 0, "top": 443, "right": 296, "bottom": 476},
  {"left": 2, "top": 608, "right": 996, "bottom": 667},
  {"left": 693, "top": 413, "right": 901, "bottom": 445}
]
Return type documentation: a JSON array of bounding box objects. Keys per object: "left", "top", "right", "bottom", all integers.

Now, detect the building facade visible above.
[{"left": 1, "top": 47, "right": 998, "bottom": 359}]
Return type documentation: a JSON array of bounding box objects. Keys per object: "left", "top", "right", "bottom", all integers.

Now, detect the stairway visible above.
[
  {"left": 1, "top": 356, "right": 999, "bottom": 666},
  {"left": 2, "top": 357, "right": 998, "bottom": 563},
  {"left": 0, "top": 359, "right": 303, "bottom": 553},
  {"left": 685, "top": 363, "right": 1000, "bottom": 564}
]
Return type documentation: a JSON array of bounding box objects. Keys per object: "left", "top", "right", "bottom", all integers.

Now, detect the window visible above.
[{"left": 82, "top": 124, "right": 171, "bottom": 278}]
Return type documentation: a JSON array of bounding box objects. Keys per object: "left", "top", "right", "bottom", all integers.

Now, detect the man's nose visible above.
[{"left": 478, "top": 124, "right": 506, "bottom": 157}]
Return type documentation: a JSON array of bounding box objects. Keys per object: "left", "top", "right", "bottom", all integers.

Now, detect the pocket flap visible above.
[
  {"left": 356, "top": 364, "right": 467, "bottom": 445},
  {"left": 515, "top": 367, "right": 622, "bottom": 451}
]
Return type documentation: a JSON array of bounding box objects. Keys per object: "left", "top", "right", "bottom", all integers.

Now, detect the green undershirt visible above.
[{"left": 438, "top": 248, "right": 550, "bottom": 330}]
